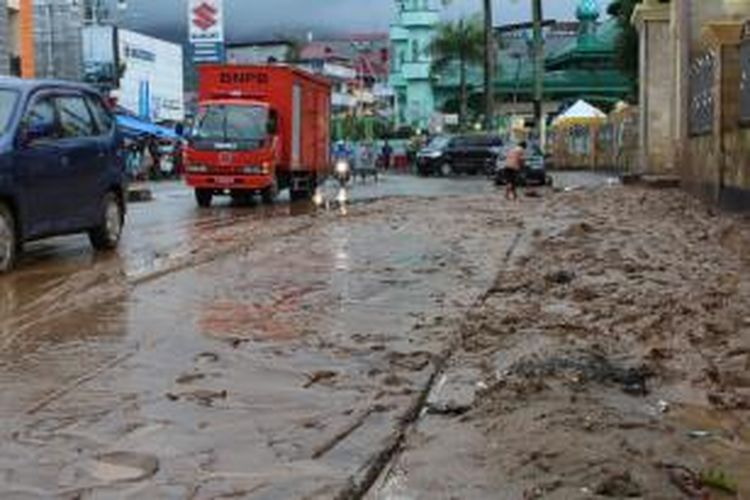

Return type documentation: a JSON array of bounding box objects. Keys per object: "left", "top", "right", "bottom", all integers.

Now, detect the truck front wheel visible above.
[
  {"left": 261, "top": 179, "right": 278, "bottom": 205},
  {"left": 195, "top": 189, "right": 213, "bottom": 208}
]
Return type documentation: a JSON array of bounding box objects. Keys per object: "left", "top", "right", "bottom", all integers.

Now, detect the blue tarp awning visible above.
[{"left": 116, "top": 114, "right": 178, "bottom": 140}]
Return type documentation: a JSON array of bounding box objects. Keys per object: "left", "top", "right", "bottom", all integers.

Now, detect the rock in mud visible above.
[
  {"left": 594, "top": 470, "right": 642, "bottom": 497},
  {"left": 166, "top": 389, "right": 228, "bottom": 407},
  {"left": 545, "top": 270, "right": 576, "bottom": 286},
  {"left": 426, "top": 369, "right": 481, "bottom": 416},
  {"left": 303, "top": 370, "right": 338, "bottom": 388},
  {"left": 89, "top": 451, "right": 159, "bottom": 483}
]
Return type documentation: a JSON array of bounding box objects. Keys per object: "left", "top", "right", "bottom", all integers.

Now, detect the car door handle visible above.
[{"left": 61, "top": 156, "right": 70, "bottom": 167}]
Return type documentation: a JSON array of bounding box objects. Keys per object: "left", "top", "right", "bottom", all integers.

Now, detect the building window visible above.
[{"left": 412, "top": 40, "right": 419, "bottom": 62}]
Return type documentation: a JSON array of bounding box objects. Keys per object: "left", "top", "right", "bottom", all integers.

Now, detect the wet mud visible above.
[{"left": 374, "top": 185, "right": 750, "bottom": 499}]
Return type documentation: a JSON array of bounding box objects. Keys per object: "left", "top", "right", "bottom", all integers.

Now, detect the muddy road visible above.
[
  {"left": 0, "top": 174, "right": 523, "bottom": 498},
  {"left": 8, "top": 172, "right": 736, "bottom": 500}
]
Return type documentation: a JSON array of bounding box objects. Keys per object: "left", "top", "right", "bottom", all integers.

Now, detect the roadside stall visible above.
[
  {"left": 548, "top": 100, "right": 607, "bottom": 170},
  {"left": 116, "top": 114, "right": 182, "bottom": 180}
]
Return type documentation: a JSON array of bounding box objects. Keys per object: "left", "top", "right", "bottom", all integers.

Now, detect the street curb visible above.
[
  {"left": 621, "top": 174, "right": 681, "bottom": 189},
  {"left": 342, "top": 229, "right": 527, "bottom": 499}
]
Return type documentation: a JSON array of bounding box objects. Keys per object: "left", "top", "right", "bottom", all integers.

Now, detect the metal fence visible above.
[
  {"left": 740, "top": 23, "right": 750, "bottom": 126},
  {"left": 689, "top": 51, "right": 716, "bottom": 136}
]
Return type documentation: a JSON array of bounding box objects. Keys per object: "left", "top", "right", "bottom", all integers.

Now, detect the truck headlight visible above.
[
  {"left": 335, "top": 160, "right": 350, "bottom": 176},
  {"left": 186, "top": 164, "right": 208, "bottom": 173},
  {"left": 242, "top": 164, "right": 271, "bottom": 175},
  {"left": 242, "top": 165, "right": 264, "bottom": 174}
]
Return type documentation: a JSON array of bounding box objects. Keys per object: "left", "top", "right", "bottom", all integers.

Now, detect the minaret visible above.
[{"left": 389, "top": 0, "right": 441, "bottom": 129}]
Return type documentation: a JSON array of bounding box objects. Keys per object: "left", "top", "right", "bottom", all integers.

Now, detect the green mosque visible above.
[{"left": 389, "top": 0, "right": 633, "bottom": 130}]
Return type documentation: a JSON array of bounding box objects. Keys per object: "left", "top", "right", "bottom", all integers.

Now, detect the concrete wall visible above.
[
  {"left": 0, "top": 2, "right": 10, "bottom": 75},
  {"left": 722, "top": 128, "right": 750, "bottom": 209},
  {"left": 639, "top": 17, "right": 673, "bottom": 173},
  {"left": 682, "top": 17, "right": 750, "bottom": 211}
]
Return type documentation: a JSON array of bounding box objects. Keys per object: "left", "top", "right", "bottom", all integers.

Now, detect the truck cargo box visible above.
[{"left": 198, "top": 65, "right": 331, "bottom": 177}]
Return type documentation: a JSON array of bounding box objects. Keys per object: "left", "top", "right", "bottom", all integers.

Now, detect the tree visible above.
[
  {"left": 431, "top": 18, "right": 484, "bottom": 130},
  {"left": 483, "top": 0, "right": 495, "bottom": 130},
  {"left": 608, "top": 0, "right": 641, "bottom": 90},
  {"left": 531, "top": 0, "right": 544, "bottom": 128},
  {"left": 442, "top": 0, "right": 495, "bottom": 130}
]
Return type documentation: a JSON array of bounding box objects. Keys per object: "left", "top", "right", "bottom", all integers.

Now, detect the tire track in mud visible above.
[
  {"left": 0, "top": 195, "right": 491, "bottom": 425},
  {"left": 343, "top": 228, "right": 527, "bottom": 500},
  {"left": 0, "top": 217, "right": 318, "bottom": 353}
]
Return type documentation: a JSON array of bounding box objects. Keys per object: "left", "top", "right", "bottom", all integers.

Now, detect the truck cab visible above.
[{"left": 185, "top": 99, "right": 279, "bottom": 206}]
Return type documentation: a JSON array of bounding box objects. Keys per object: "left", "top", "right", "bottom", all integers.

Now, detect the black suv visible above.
[{"left": 416, "top": 134, "right": 503, "bottom": 177}]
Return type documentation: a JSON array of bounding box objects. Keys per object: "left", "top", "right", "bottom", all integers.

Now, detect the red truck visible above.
[{"left": 184, "top": 65, "right": 332, "bottom": 206}]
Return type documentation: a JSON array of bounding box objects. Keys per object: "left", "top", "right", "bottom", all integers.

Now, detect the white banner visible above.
[{"left": 188, "top": 0, "right": 224, "bottom": 44}]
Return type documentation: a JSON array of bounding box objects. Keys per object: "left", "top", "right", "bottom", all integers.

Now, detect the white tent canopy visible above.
[{"left": 553, "top": 99, "right": 607, "bottom": 125}]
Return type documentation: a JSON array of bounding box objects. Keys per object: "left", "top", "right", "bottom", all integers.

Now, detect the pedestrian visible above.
[
  {"left": 147, "top": 136, "right": 162, "bottom": 179},
  {"left": 504, "top": 140, "right": 526, "bottom": 202},
  {"left": 381, "top": 139, "right": 393, "bottom": 171},
  {"left": 138, "top": 139, "right": 151, "bottom": 181}
]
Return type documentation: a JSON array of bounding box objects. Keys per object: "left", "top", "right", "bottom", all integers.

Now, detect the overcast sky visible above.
[{"left": 116, "top": 0, "right": 583, "bottom": 42}]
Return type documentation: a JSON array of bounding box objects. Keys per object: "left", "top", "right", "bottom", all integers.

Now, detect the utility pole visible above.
[
  {"left": 483, "top": 0, "right": 495, "bottom": 131},
  {"left": 531, "top": 0, "right": 544, "bottom": 130}
]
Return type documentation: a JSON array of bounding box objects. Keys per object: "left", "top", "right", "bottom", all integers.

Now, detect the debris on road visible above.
[{"left": 303, "top": 370, "right": 338, "bottom": 388}]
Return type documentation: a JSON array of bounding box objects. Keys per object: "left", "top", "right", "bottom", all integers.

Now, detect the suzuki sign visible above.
[{"left": 188, "top": 0, "right": 225, "bottom": 64}]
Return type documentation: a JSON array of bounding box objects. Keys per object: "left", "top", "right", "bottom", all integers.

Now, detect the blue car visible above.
[{"left": 0, "top": 78, "right": 127, "bottom": 273}]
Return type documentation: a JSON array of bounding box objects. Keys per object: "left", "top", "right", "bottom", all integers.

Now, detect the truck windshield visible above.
[
  {"left": 0, "top": 89, "right": 18, "bottom": 134},
  {"left": 193, "top": 104, "right": 268, "bottom": 144}
]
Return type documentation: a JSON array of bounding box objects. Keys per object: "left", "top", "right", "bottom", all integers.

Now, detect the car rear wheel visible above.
[
  {"left": 195, "top": 189, "right": 213, "bottom": 208},
  {"left": 0, "top": 203, "right": 16, "bottom": 273},
  {"left": 440, "top": 162, "right": 453, "bottom": 177},
  {"left": 89, "top": 192, "right": 123, "bottom": 251}
]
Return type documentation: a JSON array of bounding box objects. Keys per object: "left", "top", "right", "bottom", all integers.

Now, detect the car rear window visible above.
[{"left": 460, "top": 135, "right": 502, "bottom": 147}]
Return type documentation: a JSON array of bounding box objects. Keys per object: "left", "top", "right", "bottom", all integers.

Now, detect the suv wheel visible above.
[
  {"left": 440, "top": 162, "right": 453, "bottom": 177},
  {"left": 89, "top": 192, "right": 123, "bottom": 251},
  {"left": 0, "top": 203, "right": 16, "bottom": 273}
]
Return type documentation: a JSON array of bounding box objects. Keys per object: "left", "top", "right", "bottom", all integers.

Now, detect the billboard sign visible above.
[
  {"left": 188, "top": 0, "right": 225, "bottom": 64},
  {"left": 117, "top": 29, "right": 186, "bottom": 122}
]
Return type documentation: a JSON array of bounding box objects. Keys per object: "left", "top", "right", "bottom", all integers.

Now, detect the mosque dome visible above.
[{"left": 576, "top": 0, "right": 600, "bottom": 21}]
